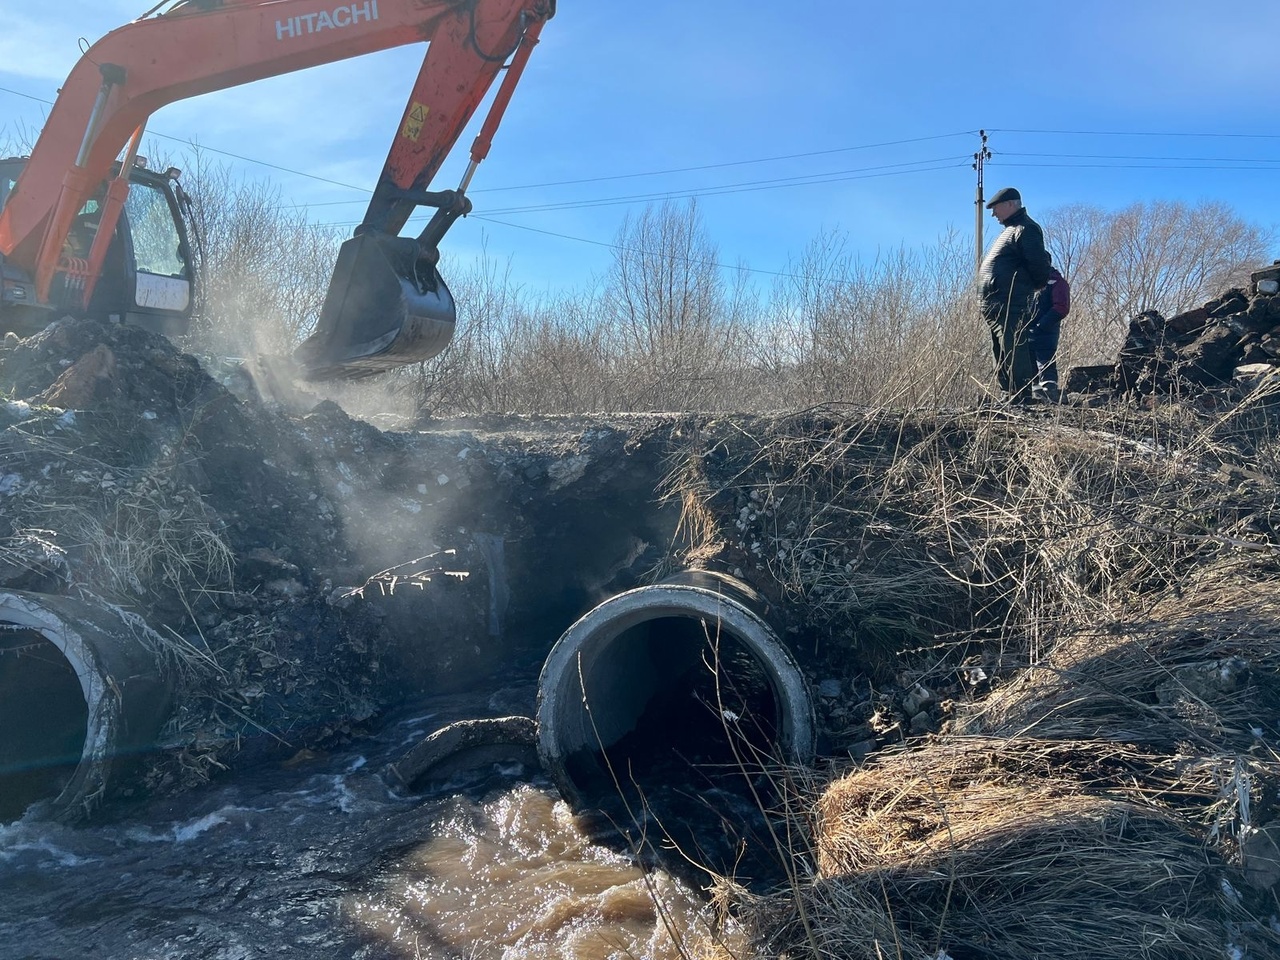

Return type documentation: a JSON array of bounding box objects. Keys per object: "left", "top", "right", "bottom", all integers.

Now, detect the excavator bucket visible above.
[{"left": 294, "top": 231, "right": 456, "bottom": 380}]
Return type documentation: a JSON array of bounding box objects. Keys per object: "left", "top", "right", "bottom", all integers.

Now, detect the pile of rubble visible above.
[{"left": 1068, "top": 261, "right": 1280, "bottom": 401}]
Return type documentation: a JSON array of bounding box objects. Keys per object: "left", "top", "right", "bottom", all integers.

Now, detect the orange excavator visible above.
[{"left": 0, "top": 0, "right": 555, "bottom": 379}]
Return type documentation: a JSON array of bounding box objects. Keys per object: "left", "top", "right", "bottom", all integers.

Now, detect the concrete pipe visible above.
[
  {"left": 0, "top": 590, "right": 173, "bottom": 822},
  {"left": 536, "top": 570, "right": 814, "bottom": 808}
]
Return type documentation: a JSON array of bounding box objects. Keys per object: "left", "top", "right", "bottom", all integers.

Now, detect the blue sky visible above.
[{"left": 3, "top": 0, "right": 1279, "bottom": 296}]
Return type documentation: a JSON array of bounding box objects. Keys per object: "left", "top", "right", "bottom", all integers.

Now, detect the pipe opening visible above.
[
  {"left": 561, "top": 615, "right": 783, "bottom": 799},
  {"left": 537, "top": 575, "right": 814, "bottom": 886},
  {"left": 0, "top": 628, "right": 87, "bottom": 822},
  {"left": 0, "top": 592, "right": 173, "bottom": 822}
]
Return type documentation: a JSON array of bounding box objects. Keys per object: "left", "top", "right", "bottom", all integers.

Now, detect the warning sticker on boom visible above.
[{"left": 402, "top": 102, "right": 430, "bottom": 142}]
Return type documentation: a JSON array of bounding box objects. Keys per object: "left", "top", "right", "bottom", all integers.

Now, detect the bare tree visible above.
[
  {"left": 600, "top": 199, "right": 750, "bottom": 410},
  {"left": 762, "top": 229, "right": 983, "bottom": 407},
  {"left": 147, "top": 153, "right": 1275, "bottom": 415},
  {"left": 1042, "top": 200, "right": 1271, "bottom": 366}
]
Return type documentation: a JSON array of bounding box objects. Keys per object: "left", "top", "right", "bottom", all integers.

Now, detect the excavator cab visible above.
[
  {"left": 292, "top": 229, "right": 456, "bottom": 381},
  {"left": 0, "top": 157, "right": 194, "bottom": 338}
]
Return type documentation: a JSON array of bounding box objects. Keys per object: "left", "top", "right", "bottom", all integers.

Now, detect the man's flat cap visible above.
[{"left": 986, "top": 187, "right": 1021, "bottom": 208}]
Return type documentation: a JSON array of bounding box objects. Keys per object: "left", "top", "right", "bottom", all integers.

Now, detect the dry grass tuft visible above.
[
  {"left": 955, "top": 573, "right": 1280, "bottom": 757},
  {"left": 753, "top": 744, "right": 1234, "bottom": 959},
  {"left": 1, "top": 424, "right": 234, "bottom": 607}
]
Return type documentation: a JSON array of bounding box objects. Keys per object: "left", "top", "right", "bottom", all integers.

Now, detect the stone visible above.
[
  {"left": 848, "top": 739, "right": 878, "bottom": 763},
  {"left": 40, "top": 343, "right": 118, "bottom": 408},
  {"left": 1244, "top": 297, "right": 1273, "bottom": 327},
  {"left": 1064, "top": 364, "right": 1115, "bottom": 395},
  {"left": 1233, "top": 363, "right": 1280, "bottom": 391},
  {"left": 1166, "top": 307, "right": 1209, "bottom": 335},
  {"left": 1175, "top": 323, "right": 1239, "bottom": 385},
  {"left": 386, "top": 716, "right": 539, "bottom": 789},
  {"left": 1207, "top": 289, "right": 1249, "bottom": 318},
  {"left": 902, "top": 683, "right": 935, "bottom": 716},
  {"left": 1243, "top": 825, "right": 1280, "bottom": 891}
]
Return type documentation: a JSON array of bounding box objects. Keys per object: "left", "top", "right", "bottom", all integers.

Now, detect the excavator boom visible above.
[{"left": 0, "top": 0, "right": 555, "bottom": 379}]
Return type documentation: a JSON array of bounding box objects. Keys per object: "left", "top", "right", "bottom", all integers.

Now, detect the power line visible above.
[
  {"left": 0, "top": 84, "right": 53, "bottom": 108},
  {"left": 2, "top": 85, "right": 980, "bottom": 203},
  {"left": 465, "top": 214, "right": 857, "bottom": 285},
  {"left": 468, "top": 131, "right": 978, "bottom": 193},
  {"left": 306, "top": 159, "right": 969, "bottom": 229},
  {"left": 991, "top": 127, "right": 1280, "bottom": 140},
  {"left": 291, "top": 138, "right": 983, "bottom": 209},
  {"left": 1001, "top": 151, "right": 1280, "bottom": 164},
  {"left": 479, "top": 157, "right": 971, "bottom": 217},
  {"left": 0, "top": 83, "right": 373, "bottom": 192},
  {"left": 7, "top": 77, "right": 1277, "bottom": 203},
  {"left": 996, "top": 161, "right": 1280, "bottom": 172}
]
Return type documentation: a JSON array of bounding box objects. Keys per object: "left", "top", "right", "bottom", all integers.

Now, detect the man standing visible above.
[{"left": 979, "top": 187, "right": 1052, "bottom": 403}]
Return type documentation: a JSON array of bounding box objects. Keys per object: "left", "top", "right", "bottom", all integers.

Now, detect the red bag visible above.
[{"left": 1048, "top": 267, "right": 1071, "bottom": 318}]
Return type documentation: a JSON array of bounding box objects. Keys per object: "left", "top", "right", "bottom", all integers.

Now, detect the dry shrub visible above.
[
  {"left": 63, "top": 479, "right": 234, "bottom": 604},
  {"left": 1044, "top": 200, "right": 1270, "bottom": 369}
]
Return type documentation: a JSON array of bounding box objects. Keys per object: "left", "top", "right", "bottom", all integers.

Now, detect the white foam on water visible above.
[
  {"left": 124, "top": 807, "right": 259, "bottom": 844},
  {"left": 0, "top": 814, "right": 101, "bottom": 867}
]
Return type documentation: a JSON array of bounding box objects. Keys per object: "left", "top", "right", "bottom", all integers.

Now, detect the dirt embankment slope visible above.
[{"left": 3, "top": 288, "right": 1280, "bottom": 957}]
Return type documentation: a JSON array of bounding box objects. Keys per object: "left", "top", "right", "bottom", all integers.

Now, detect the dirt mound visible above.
[
  {"left": 0, "top": 319, "right": 690, "bottom": 798},
  {"left": 1069, "top": 262, "right": 1280, "bottom": 404}
]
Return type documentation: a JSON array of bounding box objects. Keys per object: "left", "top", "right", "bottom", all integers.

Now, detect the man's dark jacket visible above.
[{"left": 978, "top": 207, "right": 1052, "bottom": 325}]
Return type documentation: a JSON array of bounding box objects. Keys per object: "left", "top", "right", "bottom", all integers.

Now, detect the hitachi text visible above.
[{"left": 275, "top": 1, "right": 378, "bottom": 40}]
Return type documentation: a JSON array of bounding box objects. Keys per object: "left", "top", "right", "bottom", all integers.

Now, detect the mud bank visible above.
[
  {"left": 0, "top": 321, "right": 709, "bottom": 812},
  {"left": 5, "top": 311, "right": 1280, "bottom": 954}
]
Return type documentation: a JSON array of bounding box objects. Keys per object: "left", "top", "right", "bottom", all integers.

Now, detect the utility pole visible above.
[{"left": 973, "top": 130, "right": 991, "bottom": 283}]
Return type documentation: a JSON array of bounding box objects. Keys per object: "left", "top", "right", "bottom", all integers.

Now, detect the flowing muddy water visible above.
[{"left": 0, "top": 683, "right": 752, "bottom": 960}]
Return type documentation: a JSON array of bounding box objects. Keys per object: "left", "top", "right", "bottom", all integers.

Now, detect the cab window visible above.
[{"left": 125, "top": 181, "right": 186, "bottom": 278}]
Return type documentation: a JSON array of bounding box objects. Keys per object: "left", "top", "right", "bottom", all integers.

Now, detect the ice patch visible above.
[
  {"left": 4, "top": 400, "right": 32, "bottom": 420},
  {"left": 0, "top": 474, "right": 22, "bottom": 495}
]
